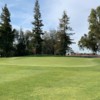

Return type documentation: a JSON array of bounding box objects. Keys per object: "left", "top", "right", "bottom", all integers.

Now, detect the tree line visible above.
[
  {"left": 0, "top": 0, "right": 100, "bottom": 57},
  {"left": 0, "top": 0, "right": 73, "bottom": 57}
]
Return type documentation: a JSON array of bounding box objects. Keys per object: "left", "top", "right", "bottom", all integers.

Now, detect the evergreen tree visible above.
[
  {"left": 78, "top": 6, "right": 100, "bottom": 53},
  {"left": 32, "top": 0, "right": 43, "bottom": 54},
  {"left": 16, "top": 28, "right": 26, "bottom": 56},
  {"left": 0, "top": 4, "right": 15, "bottom": 57},
  {"left": 55, "top": 11, "right": 73, "bottom": 55}
]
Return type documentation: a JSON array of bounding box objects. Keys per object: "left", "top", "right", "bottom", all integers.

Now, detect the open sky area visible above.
[{"left": 0, "top": 0, "right": 100, "bottom": 53}]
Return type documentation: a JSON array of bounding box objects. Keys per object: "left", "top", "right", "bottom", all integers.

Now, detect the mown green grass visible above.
[{"left": 0, "top": 57, "right": 100, "bottom": 100}]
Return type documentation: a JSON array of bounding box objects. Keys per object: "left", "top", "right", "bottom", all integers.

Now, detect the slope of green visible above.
[{"left": 0, "top": 57, "right": 100, "bottom": 100}]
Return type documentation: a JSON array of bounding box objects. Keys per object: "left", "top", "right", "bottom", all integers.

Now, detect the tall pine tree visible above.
[
  {"left": 55, "top": 11, "right": 73, "bottom": 55},
  {"left": 0, "top": 4, "right": 15, "bottom": 57},
  {"left": 32, "top": 0, "right": 43, "bottom": 54}
]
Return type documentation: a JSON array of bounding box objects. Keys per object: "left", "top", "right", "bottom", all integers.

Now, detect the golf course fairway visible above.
[{"left": 0, "top": 57, "right": 100, "bottom": 100}]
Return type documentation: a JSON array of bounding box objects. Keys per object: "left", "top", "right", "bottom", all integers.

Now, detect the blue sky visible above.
[{"left": 0, "top": 0, "right": 100, "bottom": 53}]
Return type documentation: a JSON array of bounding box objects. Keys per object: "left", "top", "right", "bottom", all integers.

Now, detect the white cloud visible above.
[{"left": 41, "top": 0, "right": 100, "bottom": 52}]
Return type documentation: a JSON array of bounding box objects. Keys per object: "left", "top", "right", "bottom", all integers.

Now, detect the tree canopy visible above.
[{"left": 78, "top": 6, "right": 100, "bottom": 53}]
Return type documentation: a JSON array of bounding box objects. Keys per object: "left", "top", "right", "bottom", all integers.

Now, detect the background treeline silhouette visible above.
[{"left": 0, "top": 0, "right": 100, "bottom": 57}]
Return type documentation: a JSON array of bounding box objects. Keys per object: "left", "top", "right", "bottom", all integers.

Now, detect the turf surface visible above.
[{"left": 0, "top": 57, "right": 100, "bottom": 100}]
